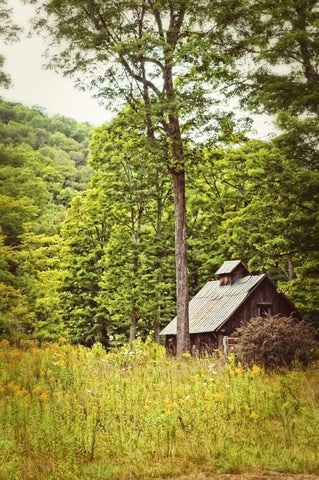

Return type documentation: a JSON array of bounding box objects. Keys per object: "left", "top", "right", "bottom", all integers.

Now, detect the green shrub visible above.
[{"left": 236, "top": 314, "right": 317, "bottom": 370}]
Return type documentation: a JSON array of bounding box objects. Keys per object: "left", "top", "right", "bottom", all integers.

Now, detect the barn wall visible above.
[
  {"left": 190, "top": 333, "right": 218, "bottom": 354},
  {"left": 222, "top": 277, "right": 298, "bottom": 335},
  {"left": 165, "top": 333, "right": 218, "bottom": 355}
]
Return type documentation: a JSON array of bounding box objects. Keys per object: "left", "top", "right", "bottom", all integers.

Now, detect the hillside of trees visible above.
[
  {"left": 0, "top": 98, "right": 93, "bottom": 342},
  {"left": 0, "top": 93, "right": 318, "bottom": 347}
]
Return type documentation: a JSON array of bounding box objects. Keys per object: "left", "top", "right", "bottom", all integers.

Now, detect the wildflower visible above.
[
  {"left": 235, "top": 367, "right": 243, "bottom": 376},
  {"left": 251, "top": 365, "right": 261, "bottom": 375},
  {"left": 16, "top": 388, "right": 28, "bottom": 397},
  {"left": 213, "top": 392, "right": 223, "bottom": 401},
  {"left": 39, "top": 393, "right": 49, "bottom": 402},
  {"left": 181, "top": 352, "right": 191, "bottom": 358},
  {"left": 250, "top": 411, "right": 259, "bottom": 419},
  {"left": 32, "top": 385, "right": 43, "bottom": 394},
  {"left": 204, "top": 390, "right": 212, "bottom": 400},
  {"left": 7, "top": 382, "right": 20, "bottom": 393}
]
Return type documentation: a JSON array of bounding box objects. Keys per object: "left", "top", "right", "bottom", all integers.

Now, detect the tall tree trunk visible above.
[
  {"left": 287, "top": 253, "right": 294, "bottom": 281},
  {"left": 129, "top": 309, "right": 138, "bottom": 348},
  {"left": 130, "top": 205, "right": 143, "bottom": 348},
  {"left": 154, "top": 292, "right": 161, "bottom": 344},
  {"left": 165, "top": 107, "right": 190, "bottom": 354},
  {"left": 154, "top": 195, "right": 162, "bottom": 344},
  {"left": 172, "top": 168, "right": 190, "bottom": 355}
]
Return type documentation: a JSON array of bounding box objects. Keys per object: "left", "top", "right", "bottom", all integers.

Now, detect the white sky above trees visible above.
[{"left": 1, "top": 0, "right": 276, "bottom": 136}]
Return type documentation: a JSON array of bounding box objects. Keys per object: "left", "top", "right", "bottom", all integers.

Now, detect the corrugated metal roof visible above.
[
  {"left": 160, "top": 274, "right": 265, "bottom": 335},
  {"left": 215, "top": 260, "right": 246, "bottom": 275}
]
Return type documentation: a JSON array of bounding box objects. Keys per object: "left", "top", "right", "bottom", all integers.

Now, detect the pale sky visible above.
[
  {"left": 1, "top": 0, "right": 113, "bottom": 125},
  {"left": 1, "top": 0, "right": 276, "bottom": 136}
]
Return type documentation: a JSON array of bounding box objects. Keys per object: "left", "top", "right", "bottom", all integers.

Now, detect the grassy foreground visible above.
[{"left": 0, "top": 339, "right": 318, "bottom": 480}]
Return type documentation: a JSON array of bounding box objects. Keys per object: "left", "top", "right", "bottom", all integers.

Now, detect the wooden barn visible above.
[{"left": 160, "top": 260, "right": 299, "bottom": 355}]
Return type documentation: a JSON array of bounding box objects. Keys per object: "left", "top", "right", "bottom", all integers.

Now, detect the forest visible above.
[
  {"left": 0, "top": 91, "right": 318, "bottom": 347},
  {"left": 1, "top": 0, "right": 318, "bottom": 351},
  {"left": 0, "top": 0, "right": 318, "bottom": 349}
]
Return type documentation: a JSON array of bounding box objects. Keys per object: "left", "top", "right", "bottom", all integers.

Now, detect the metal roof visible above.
[
  {"left": 160, "top": 274, "right": 265, "bottom": 335},
  {"left": 215, "top": 260, "right": 247, "bottom": 275}
]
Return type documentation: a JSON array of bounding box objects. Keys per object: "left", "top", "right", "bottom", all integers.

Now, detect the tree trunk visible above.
[
  {"left": 130, "top": 205, "right": 142, "bottom": 348},
  {"left": 287, "top": 253, "right": 294, "bottom": 281},
  {"left": 154, "top": 195, "right": 162, "bottom": 344},
  {"left": 154, "top": 294, "right": 161, "bottom": 344},
  {"left": 129, "top": 310, "right": 138, "bottom": 348},
  {"left": 172, "top": 168, "right": 190, "bottom": 355}
]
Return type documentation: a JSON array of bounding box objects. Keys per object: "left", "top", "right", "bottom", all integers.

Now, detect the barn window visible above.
[{"left": 257, "top": 303, "right": 272, "bottom": 317}]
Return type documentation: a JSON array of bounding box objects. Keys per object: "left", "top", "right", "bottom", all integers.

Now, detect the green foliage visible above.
[
  {"left": 1, "top": 0, "right": 319, "bottom": 349},
  {"left": 60, "top": 110, "right": 176, "bottom": 345},
  {"left": 0, "top": 99, "right": 93, "bottom": 343},
  {"left": 201, "top": 139, "right": 319, "bottom": 326},
  {"left": 60, "top": 193, "right": 109, "bottom": 347},
  {"left": 236, "top": 315, "right": 318, "bottom": 370},
  {"left": 243, "top": 0, "right": 318, "bottom": 117},
  {"left": 282, "top": 253, "right": 319, "bottom": 331}
]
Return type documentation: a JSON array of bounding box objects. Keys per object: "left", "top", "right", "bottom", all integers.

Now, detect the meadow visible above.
[{"left": 0, "top": 339, "right": 318, "bottom": 480}]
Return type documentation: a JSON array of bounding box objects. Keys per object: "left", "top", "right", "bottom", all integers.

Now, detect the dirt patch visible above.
[{"left": 168, "top": 473, "right": 319, "bottom": 480}]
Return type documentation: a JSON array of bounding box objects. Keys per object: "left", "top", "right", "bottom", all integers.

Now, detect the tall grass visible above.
[{"left": 0, "top": 339, "right": 318, "bottom": 480}]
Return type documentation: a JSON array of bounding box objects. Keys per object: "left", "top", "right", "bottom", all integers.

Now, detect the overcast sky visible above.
[
  {"left": 1, "top": 0, "right": 112, "bottom": 125},
  {"left": 1, "top": 0, "right": 276, "bottom": 136}
]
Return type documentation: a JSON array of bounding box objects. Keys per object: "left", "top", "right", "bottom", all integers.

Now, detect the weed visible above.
[{"left": 0, "top": 340, "right": 318, "bottom": 479}]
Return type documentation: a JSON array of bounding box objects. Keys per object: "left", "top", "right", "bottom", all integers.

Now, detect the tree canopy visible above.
[{"left": 0, "top": 0, "right": 318, "bottom": 347}]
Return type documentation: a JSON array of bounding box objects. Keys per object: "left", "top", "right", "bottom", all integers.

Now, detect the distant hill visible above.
[{"left": 0, "top": 98, "right": 95, "bottom": 342}]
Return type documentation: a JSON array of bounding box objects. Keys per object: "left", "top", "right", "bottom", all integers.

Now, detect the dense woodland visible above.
[
  {"left": 0, "top": 93, "right": 318, "bottom": 347},
  {"left": 0, "top": 0, "right": 318, "bottom": 349}
]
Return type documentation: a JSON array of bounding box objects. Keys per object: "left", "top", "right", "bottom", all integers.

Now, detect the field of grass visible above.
[{"left": 0, "top": 339, "right": 318, "bottom": 480}]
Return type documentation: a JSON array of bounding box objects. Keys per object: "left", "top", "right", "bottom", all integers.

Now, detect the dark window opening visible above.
[{"left": 257, "top": 303, "right": 272, "bottom": 318}]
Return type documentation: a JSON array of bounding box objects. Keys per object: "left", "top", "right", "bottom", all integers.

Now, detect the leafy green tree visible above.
[
  {"left": 90, "top": 110, "right": 174, "bottom": 344},
  {"left": 200, "top": 139, "right": 319, "bottom": 328},
  {"left": 28, "top": 0, "right": 249, "bottom": 354},
  {"left": 243, "top": 0, "right": 318, "bottom": 116},
  {"left": 0, "top": 99, "right": 94, "bottom": 343},
  {"left": 17, "top": 232, "right": 65, "bottom": 342},
  {"left": 60, "top": 193, "right": 109, "bottom": 346}
]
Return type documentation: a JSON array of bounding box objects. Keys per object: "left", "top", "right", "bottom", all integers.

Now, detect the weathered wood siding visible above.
[
  {"left": 165, "top": 276, "right": 299, "bottom": 355},
  {"left": 165, "top": 332, "right": 217, "bottom": 355},
  {"left": 222, "top": 277, "right": 298, "bottom": 335}
]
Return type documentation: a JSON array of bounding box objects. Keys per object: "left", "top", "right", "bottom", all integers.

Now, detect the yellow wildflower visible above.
[
  {"left": 213, "top": 392, "right": 223, "bottom": 402},
  {"left": 32, "top": 385, "right": 43, "bottom": 394},
  {"left": 7, "top": 382, "right": 20, "bottom": 393},
  {"left": 181, "top": 352, "right": 191, "bottom": 358},
  {"left": 250, "top": 411, "right": 259, "bottom": 419},
  {"left": 16, "top": 388, "right": 28, "bottom": 397},
  {"left": 251, "top": 365, "right": 261, "bottom": 375},
  {"left": 39, "top": 393, "right": 49, "bottom": 402},
  {"left": 204, "top": 390, "right": 212, "bottom": 400}
]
